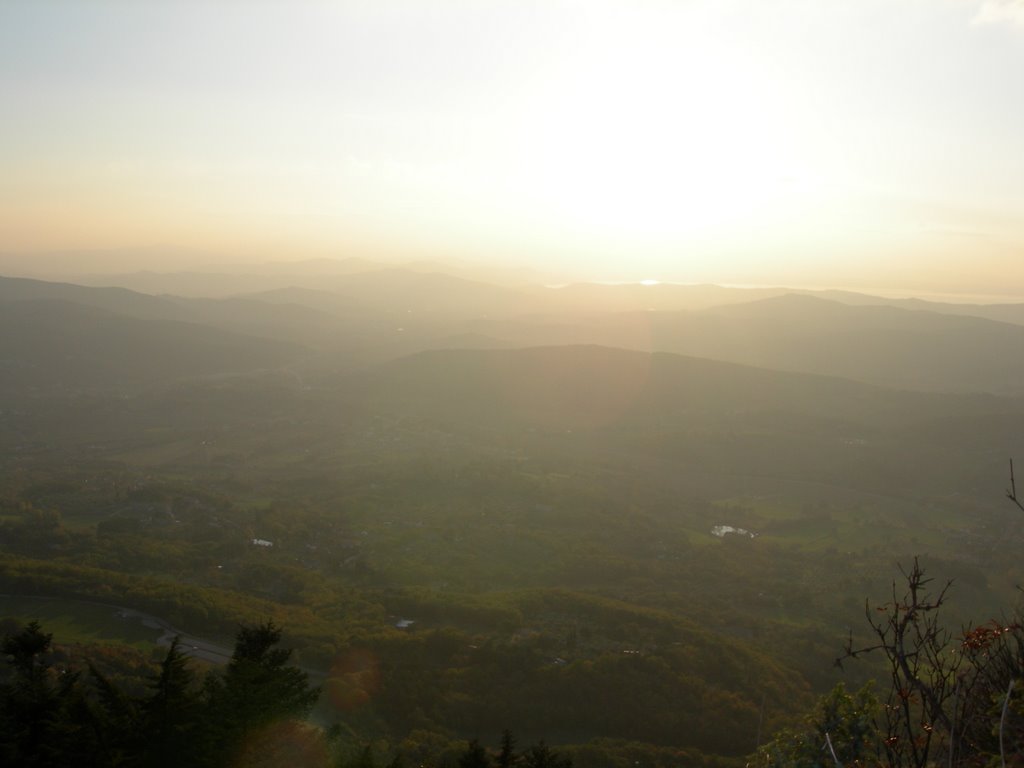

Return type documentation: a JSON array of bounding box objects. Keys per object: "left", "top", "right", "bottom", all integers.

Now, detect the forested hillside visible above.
[{"left": 2, "top": 270, "right": 1023, "bottom": 766}]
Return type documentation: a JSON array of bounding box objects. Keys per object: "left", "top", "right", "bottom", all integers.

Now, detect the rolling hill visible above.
[{"left": 0, "top": 299, "right": 306, "bottom": 393}]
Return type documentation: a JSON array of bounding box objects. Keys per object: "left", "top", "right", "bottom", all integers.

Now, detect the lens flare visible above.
[
  {"left": 327, "top": 649, "right": 381, "bottom": 713},
  {"left": 231, "top": 720, "right": 328, "bottom": 768}
]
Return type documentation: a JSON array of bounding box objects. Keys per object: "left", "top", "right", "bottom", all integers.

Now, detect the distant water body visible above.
[{"left": 545, "top": 280, "right": 1024, "bottom": 305}]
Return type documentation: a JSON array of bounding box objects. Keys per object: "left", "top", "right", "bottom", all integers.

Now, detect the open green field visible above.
[{"left": 0, "top": 595, "right": 163, "bottom": 650}]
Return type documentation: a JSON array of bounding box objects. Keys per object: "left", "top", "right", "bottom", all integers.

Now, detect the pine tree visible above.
[
  {"left": 202, "top": 621, "right": 320, "bottom": 766},
  {"left": 497, "top": 730, "right": 516, "bottom": 768},
  {"left": 0, "top": 622, "right": 72, "bottom": 767},
  {"left": 139, "top": 637, "right": 202, "bottom": 768},
  {"left": 87, "top": 663, "right": 139, "bottom": 765},
  {"left": 458, "top": 739, "right": 491, "bottom": 768},
  {"left": 522, "top": 741, "right": 571, "bottom": 768}
]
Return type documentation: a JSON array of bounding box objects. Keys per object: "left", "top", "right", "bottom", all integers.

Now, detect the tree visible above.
[
  {"left": 754, "top": 682, "right": 879, "bottom": 767},
  {"left": 0, "top": 621, "right": 80, "bottom": 767},
  {"left": 2, "top": 620, "right": 52, "bottom": 680},
  {"left": 0, "top": 620, "right": 331, "bottom": 767},
  {"left": 497, "top": 729, "right": 517, "bottom": 768},
  {"left": 138, "top": 637, "right": 202, "bottom": 767},
  {"left": 347, "top": 744, "right": 377, "bottom": 768},
  {"left": 834, "top": 557, "right": 1023, "bottom": 767},
  {"left": 87, "top": 662, "right": 139, "bottom": 765},
  {"left": 459, "top": 739, "right": 492, "bottom": 768},
  {"left": 956, "top": 618, "right": 1024, "bottom": 763},
  {"left": 202, "top": 621, "right": 320, "bottom": 766},
  {"left": 838, "top": 558, "right": 961, "bottom": 767},
  {"left": 521, "top": 741, "right": 571, "bottom": 768}
]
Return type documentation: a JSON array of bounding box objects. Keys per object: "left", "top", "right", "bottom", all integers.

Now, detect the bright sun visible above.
[{"left": 494, "top": 3, "right": 824, "bottom": 247}]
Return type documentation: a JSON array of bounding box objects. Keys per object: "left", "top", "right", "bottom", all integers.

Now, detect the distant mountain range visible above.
[
  {"left": 4, "top": 267, "right": 1024, "bottom": 395},
  {"left": 0, "top": 297, "right": 304, "bottom": 393}
]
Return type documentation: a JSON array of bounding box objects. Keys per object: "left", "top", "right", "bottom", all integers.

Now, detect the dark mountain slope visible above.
[
  {"left": 347, "top": 345, "right": 1024, "bottom": 504},
  {"left": 0, "top": 299, "right": 305, "bottom": 393},
  {"left": 0, "top": 274, "right": 344, "bottom": 348},
  {"left": 357, "top": 344, "right": 1006, "bottom": 430},
  {"left": 0, "top": 275, "right": 183, "bottom": 318},
  {"left": 803, "top": 288, "right": 1024, "bottom": 326},
  {"left": 504, "top": 295, "right": 1024, "bottom": 394},
  {"left": 679, "top": 294, "right": 1024, "bottom": 393}
]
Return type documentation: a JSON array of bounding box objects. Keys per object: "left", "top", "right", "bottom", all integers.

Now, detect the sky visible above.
[{"left": 1, "top": 0, "right": 1023, "bottom": 295}]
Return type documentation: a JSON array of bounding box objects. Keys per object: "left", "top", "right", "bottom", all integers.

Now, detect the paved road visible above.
[
  {"left": 1, "top": 594, "right": 234, "bottom": 664},
  {"left": 115, "top": 604, "right": 325, "bottom": 680},
  {"left": 113, "top": 606, "right": 234, "bottom": 664},
  {"left": 3, "top": 594, "right": 326, "bottom": 680}
]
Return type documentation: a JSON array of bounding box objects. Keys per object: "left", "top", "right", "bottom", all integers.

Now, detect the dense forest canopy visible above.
[{"left": 1, "top": 265, "right": 1023, "bottom": 766}]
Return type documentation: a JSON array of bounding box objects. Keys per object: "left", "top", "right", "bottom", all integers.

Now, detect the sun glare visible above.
[{"left": 495, "top": 3, "right": 823, "bottom": 248}]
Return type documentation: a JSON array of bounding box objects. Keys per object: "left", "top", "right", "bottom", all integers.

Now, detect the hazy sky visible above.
[{"left": 2, "top": 0, "right": 1023, "bottom": 293}]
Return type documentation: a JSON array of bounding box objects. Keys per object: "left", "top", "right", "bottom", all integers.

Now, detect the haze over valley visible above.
[
  {"left": 3, "top": 257, "right": 1024, "bottom": 764},
  {"left": 2, "top": 2, "right": 1023, "bottom": 766}
]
